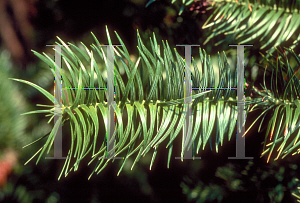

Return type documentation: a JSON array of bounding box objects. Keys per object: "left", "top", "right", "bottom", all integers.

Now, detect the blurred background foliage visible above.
[{"left": 1, "top": 0, "right": 300, "bottom": 202}]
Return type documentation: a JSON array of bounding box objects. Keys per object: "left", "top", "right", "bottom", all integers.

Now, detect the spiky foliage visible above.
[
  {"left": 203, "top": 0, "right": 300, "bottom": 55},
  {"left": 246, "top": 47, "right": 300, "bottom": 163},
  {"left": 148, "top": 0, "right": 300, "bottom": 56},
  {"left": 10, "top": 26, "right": 300, "bottom": 180},
  {"left": 11, "top": 26, "right": 245, "bottom": 179}
]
